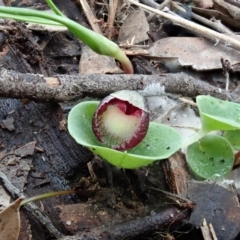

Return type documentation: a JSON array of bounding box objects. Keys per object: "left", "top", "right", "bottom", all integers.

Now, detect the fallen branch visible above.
[
  {"left": 0, "top": 70, "right": 239, "bottom": 103},
  {"left": 59, "top": 207, "right": 189, "bottom": 240}
]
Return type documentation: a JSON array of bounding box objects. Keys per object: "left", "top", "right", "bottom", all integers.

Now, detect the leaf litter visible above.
[
  {"left": 0, "top": 198, "right": 22, "bottom": 240},
  {"left": 148, "top": 36, "right": 240, "bottom": 71}
]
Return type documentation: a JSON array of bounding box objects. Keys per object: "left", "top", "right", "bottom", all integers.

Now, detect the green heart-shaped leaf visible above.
[
  {"left": 223, "top": 130, "right": 240, "bottom": 150},
  {"left": 186, "top": 134, "right": 234, "bottom": 180},
  {"left": 68, "top": 101, "right": 182, "bottom": 169},
  {"left": 197, "top": 95, "right": 240, "bottom": 131}
]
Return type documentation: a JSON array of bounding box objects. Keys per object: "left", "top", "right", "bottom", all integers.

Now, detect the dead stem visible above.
[
  {"left": 79, "top": 0, "right": 102, "bottom": 34},
  {"left": 108, "top": 0, "right": 118, "bottom": 38}
]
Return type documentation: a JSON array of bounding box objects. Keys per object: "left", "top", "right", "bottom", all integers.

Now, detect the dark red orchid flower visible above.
[{"left": 92, "top": 90, "right": 150, "bottom": 150}]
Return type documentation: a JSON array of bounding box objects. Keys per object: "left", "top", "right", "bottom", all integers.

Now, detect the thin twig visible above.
[
  {"left": 108, "top": 0, "right": 118, "bottom": 38},
  {"left": 128, "top": 0, "right": 240, "bottom": 51}
]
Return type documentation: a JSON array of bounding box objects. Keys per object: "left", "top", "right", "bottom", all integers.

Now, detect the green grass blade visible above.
[{"left": 0, "top": 6, "right": 133, "bottom": 73}]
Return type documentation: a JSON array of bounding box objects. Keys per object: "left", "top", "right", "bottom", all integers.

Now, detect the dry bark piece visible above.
[
  {"left": 149, "top": 37, "right": 240, "bottom": 71},
  {"left": 162, "top": 152, "right": 190, "bottom": 196},
  {"left": 0, "top": 142, "right": 35, "bottom": 191},
  {"left": 0, "top": 198, "right": 22, "bottom": 240},
  {"left": 118, "top": 8, "right": 149, "bottom": 44},
  {"left": 14, "top": 141, "right": 36, "bottom": 157},
  {"left": 0, "top": 154, "right": 32, "bottom": 191}
]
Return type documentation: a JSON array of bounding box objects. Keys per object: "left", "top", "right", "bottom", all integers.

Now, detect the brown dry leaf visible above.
[
  {"left": 194, "top": 0, "right": 213, "bottom": 9},
  {"left": 79, "top": 46, "right": 123, "bottom": 74},
  {"left": 148, "top": 37, "right": 240, "bottom": 71},
  {"left": 0, "top": 198, "right": 22, "bottom": 240},
  {"left": 118, "top": 8, "right": 149, "bottom": 44},
  {"left": 214, "top": 0, "right": 240, "bottom": 20}
]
